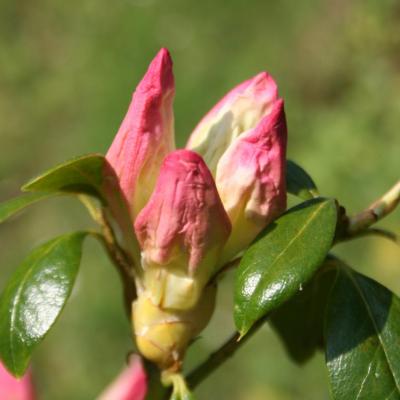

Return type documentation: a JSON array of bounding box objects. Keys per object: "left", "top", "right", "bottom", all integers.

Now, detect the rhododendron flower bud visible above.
[
  {"left": 98, "top": 356, "right": 147, "bottom": 400},
  {"left": 106, "top": 48, "right": 175, "bottom": 218},
  {"left": 0, "top": 362, "right": 35, "bottom": 400},
  {"left": 134, "top": 149, "right": 231, "bottom": 309},
  {"left": 186, "top": 72, "right": 286, "bottom": 262},
  {"left": 217, "top": 99, "right": 287, "bottom": 262},
  {"left": 186, "top": 72, "right": 278, "bottom": 174},
  {"left": 103, "top": 48, "right": 287, "bottom": 378}
]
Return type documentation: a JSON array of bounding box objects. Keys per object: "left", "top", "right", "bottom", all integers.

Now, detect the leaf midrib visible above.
[
  {"left": 240, "top": 201, "right": 329, "bottom": 331},
  {"left": 344, "top": 268, "right": 400, "bottom": 394}
]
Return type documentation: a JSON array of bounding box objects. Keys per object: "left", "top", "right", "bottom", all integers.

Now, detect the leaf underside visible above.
[{"left": 286, "top": 159, "right": 319, "bottom": 200}]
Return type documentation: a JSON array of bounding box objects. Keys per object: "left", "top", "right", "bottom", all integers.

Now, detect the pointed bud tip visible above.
[
  {"left": 106, "top": 48, "right": 176, "bottom": 217},
  {"left": 248, "top": 71, "right": 278, "bottom": 97},
  {"left": 138, "top": 48, "right": 174, "bottom": 93},
  {"left": 247, "top": 98, "right": 286, "bottom": 143}
]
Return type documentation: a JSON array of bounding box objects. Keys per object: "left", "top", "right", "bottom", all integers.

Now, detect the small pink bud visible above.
[
  {"left": 216, "top": 99, "right": 287, "bottom": 263},
  {"left": 186, "top": 72, "right": 278, "bottom": 174},
  {"left": 134, "top": 149, "right": 231, "bottom": 308},
  {"left": 97, "top": 356, "right": 147, "bottom": 400},
  {"left": 0, "top": 362, "right": 35, "bottom": 400},
  {"left": 135, "top": 149, "right": 231, "bottom": 271},
  {"left": 106, "top": 48, "right": 175, "bottom": 218}
]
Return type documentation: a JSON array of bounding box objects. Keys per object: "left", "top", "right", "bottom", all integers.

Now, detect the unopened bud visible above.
[{"left": 132, "top": 285, "right": 216, "bottom": 369}]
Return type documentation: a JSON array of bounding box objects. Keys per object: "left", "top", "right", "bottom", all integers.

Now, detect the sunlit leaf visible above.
[
  {"left": 234, "top": 198, "right": 337, "bottom": 336},
  {"left": 22, "top": 154, "right": 139, "bottom": 260},
  {"left": 0, "top": 232, "right": 87, "bottom": 377}
]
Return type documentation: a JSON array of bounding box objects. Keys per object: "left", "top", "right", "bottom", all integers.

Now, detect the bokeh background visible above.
[{"left": 1, "top": 0, "right": 399, "bottom": 399}]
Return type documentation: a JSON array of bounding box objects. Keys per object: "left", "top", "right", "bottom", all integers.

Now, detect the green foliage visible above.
[
  {"left": 22, "top": 154, "right": 107, "bottom": 199},
  {"left": 0, "top": 232, "right": 87, "bottom": 377},
  {"left": 234, "top": 198, "right": 337, "bottom": 336},
  {"left": 326, "top": 262, "right": 400, "bottom": 400},
  {"left": 0, "top": 193, "right": 54, "bottom": 224},
  {"left": 286, "top": 160, "right": 319, "bottom": 200},
  {"left": 22, "top": 154, "right": 139, "bottom": 258},
  {"left": 0, "top": 1, "right": 399, "bottom": 398},
  {"left": 270, "top": 262, "right": 336, "bottom": 364}
]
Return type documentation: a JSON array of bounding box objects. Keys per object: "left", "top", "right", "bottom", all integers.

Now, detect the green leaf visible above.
[
  {"left": 22, "top": 154, "right": 139, "bottom": 260},
  {"left": 0, "top": 232, "right": 87, "bottom": 377},
  {"left": 0, "top": 193, "right": 54, "bottom": 224},
  {"left": 286, "top": 159, "right": 319, "bottom": 200},
  {"left": 234, "top": 198, "right": 337, "bottom": 336},
  {"left": 270, "top": 262, "right": 337, "bottom": 364},
  {"left": 22, "top": 154, "right": 108, "bottom": 199},
  {"left": 326, "top": 265, "right": 400, "bottom": 400}
]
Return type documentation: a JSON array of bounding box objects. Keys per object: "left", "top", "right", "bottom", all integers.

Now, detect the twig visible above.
[
  {"left": 79, "top": 195, "right": 138, "bottom": 314},
  {"left": 347, "top": 180, "right": 400, "bottom": 235},
  {"left": 342, "top": 227, "right": 398, "bottom": 245},
  {"left": 186, "top": 315, "right": 268, "bottom": 389}
]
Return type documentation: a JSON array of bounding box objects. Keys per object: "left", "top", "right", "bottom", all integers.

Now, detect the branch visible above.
[
  {"left": 186, "top": 315, "right": 268, "bottom": 389},
  {"left": 79, "top": 195, "right": 138, "bottom": 315},
  {"left": 347, "top": 180, "right": 400, "bottom": 236}
]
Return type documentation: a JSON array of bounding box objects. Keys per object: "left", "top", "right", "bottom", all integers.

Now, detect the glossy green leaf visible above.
[
  {"left": 22, "top": 154, "right": 139, "bottom": 260},
  {"left": 22, "top": 154, "right": 108, "bottom": 199},
  {"left": 270, "top": 263, "right": 337, "bottom": 364},
  {"left": 0, "top": 232, "right": 87, "bottom": 377},
  {"left": 234, "top": 198, "right": 337, "bottom": 336},
  {"left": 0, "top": 193, "right": 54, "bottom": 224},
  {"left": 326, "top": 265, "right": 400, "bottom": 400},
  {"left": 286, "top": 159, "right": 319, "bottom": 200}
]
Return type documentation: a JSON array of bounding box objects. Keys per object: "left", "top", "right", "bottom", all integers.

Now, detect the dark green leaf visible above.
[
  {"left": 326, "top": 265, "right": 400, "bottom": 400},
  {"left": 22, "top": 154, "right": 139, "bottom": 259},
  {"left": 234, "top": 198, "right": 337, "bottom": 336},
  {"left": 270, "top": 262, "right": 337, "bottom": 364},
  {"left": 0, "top": 232, "right": 87, "bottom": 377},
  {"left": 0, "top": 193, "right": 54, "bottom": 224},
  {"left": 286, "top": 159, "right": 319, "bottom": 200}
]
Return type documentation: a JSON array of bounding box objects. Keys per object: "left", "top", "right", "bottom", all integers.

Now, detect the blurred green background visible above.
[{"left": 0, "top": 0, "right": 399, "bottom": 399}]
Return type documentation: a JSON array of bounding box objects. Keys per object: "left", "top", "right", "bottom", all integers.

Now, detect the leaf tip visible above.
[{"left": 237, "top": 326, "right": 250, "bottom": 340}]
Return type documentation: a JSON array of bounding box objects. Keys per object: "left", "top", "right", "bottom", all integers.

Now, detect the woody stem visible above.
[
  {"left": 346, "top": 180, "right": 400, "bottom": 236},
  {"left": 186, "top": 315, "right": 268, "bottom": 389}
]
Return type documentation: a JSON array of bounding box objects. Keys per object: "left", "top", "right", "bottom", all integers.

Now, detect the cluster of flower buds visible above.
[{"left": 106, "top": 48, "right": 287, "bottom": 372}]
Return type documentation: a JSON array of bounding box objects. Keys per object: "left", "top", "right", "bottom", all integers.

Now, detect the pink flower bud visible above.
[
  {"left": 216, "top": 99, "right": 287, "bottom": 263},
  {"left": 186, "top": 72, "right": 278, "bottom": 174},
  {"left": 98, "top": 356, "right": 147, "bottom": 400},
  {"left": 134, "top": 149, "right": 231, "bottom": 309},
  {"left": 0, "top": 362, "right": 35, "bottom": 400},
  {"left": 106, "top": 48, "right": 175, "bottom": 218}
]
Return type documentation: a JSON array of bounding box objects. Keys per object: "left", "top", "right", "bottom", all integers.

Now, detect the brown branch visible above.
[
  {"left": 186, "top": 315, "right": 268, "bottom": 390},
  {"left": 347, "top": 180, "right": 400, "bottom": 235}
]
